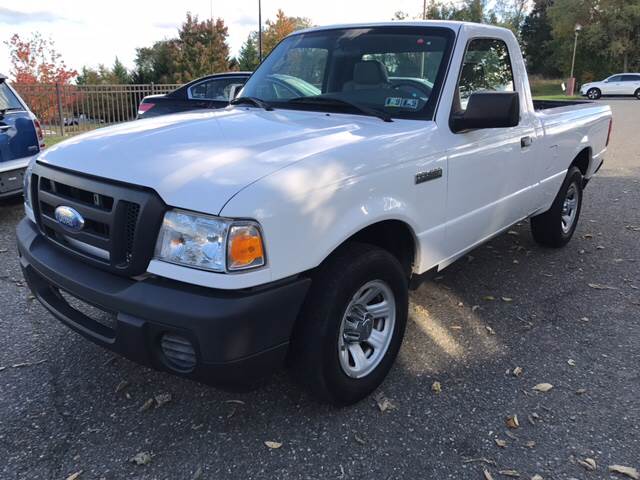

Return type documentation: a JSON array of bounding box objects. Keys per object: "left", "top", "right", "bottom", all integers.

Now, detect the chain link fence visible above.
[{"left": 13, "top": 83, "right": 180, "bottom": 138}]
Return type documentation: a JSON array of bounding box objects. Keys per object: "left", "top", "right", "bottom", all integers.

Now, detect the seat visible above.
[{"left": 343, "top": 60, "right": 390, "bottom": 91}]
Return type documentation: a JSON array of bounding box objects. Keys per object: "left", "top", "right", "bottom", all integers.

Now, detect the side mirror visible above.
[{"left": 451, "top": 92, "right": 520, "bottom": 133}]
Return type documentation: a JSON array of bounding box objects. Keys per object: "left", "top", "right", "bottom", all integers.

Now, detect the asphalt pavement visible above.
[{"left": 0, "top": 100, "right": 638, "bottom": 480}]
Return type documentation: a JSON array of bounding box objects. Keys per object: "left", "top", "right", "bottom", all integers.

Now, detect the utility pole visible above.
[
  {"left": 423, "top": 0, "right": 427, "bottom": 19},
  {"left": 258, "top": 0, "right": 263, "bottom": 63}
]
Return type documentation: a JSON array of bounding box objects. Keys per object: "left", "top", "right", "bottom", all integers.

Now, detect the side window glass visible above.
[
  {"left": 456, "top": 38, "right": 514, "bottom": 111},
  {"left": 608, "top": 75, "right": 622, "bottom": 82},
  {"left": 190, "top": 79, "right": 238, "bottom": 101}
]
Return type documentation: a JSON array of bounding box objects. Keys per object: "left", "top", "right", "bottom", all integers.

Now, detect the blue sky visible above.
[{"left": 0, "top": 1, "right": 434, "bottom": 77}]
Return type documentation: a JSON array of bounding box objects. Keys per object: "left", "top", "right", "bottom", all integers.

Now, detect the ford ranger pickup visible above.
[{"left": 17, "top": 21, "right": 612, "bottom": 405}]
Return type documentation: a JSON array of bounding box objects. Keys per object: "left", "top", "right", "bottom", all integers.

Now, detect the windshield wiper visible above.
[
  {"left": 288, "top": 96, "right": 392, "bottom": 122},
  {"left": 229, "top": 96, "right": 274, "bottom": 111}
]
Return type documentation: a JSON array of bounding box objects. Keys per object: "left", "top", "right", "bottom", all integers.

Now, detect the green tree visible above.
[
  {"left": 548, "top": 0, "right": 640, "bottom": 80},
  {"left": 238, "top": 32, "right": 260, "bottom": 71},
  {"left": 175, "top": 13, "right": 231, "bottom": 82},
  {"left": 110, "top": 57, "right": 130, "bottom": 84},
  {"left": 521, "top": 0, "right": 558, "bottom": 76},
  {"left": 133, "top": 40, "right": 181, "bottom": 84}
]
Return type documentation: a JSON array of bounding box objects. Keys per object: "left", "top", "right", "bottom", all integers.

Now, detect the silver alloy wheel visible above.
[
  {"left": 338, "top": 280, "right": 396, "bottom": 379},
  {"left": 588, "top": 89, "right": 599, "bottom": 100},
  {"left": 561, "top": 182, "right": 579, "bottom": 234}
]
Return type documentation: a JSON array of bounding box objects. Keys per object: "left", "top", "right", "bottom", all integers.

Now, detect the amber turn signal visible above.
[{"left": 227, "top": 224, "right": 265, "bottom": 271}]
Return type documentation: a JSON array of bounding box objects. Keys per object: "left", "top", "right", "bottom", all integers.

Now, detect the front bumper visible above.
[
  {"left": 0, "top": 156, "right": 31, "bottom": 198},
  {"left": 17, "top": 218, "right": 311, "bottom": 387}
]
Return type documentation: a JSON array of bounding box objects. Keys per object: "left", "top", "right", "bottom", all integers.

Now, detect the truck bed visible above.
[{"left": 533, "top": 99, "right": 591, "bottom": 111}]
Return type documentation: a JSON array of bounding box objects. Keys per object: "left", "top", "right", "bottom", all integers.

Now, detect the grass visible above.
[
  {"left": 533, "top": 95, "right": 582, "bottom": 101},
  {"left": 44, "top": 135, "right": 69, "bottom": 148}
]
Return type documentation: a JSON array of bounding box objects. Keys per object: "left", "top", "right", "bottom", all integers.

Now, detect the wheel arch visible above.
[
  {"left": 570, "top": 147, "right": 592, "bottom": 177},
  {"left": 321, "top": 219, "right": 418, "bottom": 278}
]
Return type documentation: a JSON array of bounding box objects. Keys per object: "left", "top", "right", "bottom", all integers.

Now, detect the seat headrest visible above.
[{"left": 353, "top": 60, "right": 389, "bottom": 85}]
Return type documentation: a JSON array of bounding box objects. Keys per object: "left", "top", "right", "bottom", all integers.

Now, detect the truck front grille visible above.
[{"left": 31, "top": 163, "right": 165, "bottom": 277}]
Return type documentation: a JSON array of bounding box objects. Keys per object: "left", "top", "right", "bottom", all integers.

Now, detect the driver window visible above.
[{"left": 456, "top": 38, "right": 514, "bottom": 112}]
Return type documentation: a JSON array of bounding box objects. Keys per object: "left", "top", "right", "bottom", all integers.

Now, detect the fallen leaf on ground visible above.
[
  {"left": 486, "top": 325, "right": 496, "bottom": 335},
  {"left": 139, "top": 398, "right": 154, "bottom": 412},
  {"left": 462, "top": 457, "right": 497, "bottom": 466},
  {"left": 154, "top": 393, "right": 172, "bottom": 408},
  {"left": 472, "top": 305, "right": 480, "bottom": 312},
  {"left": 576, "top": 388, "right": 587, "bottom": 395},
  {"left": 533, "top": 383, "right": 553, "bottom": 393},
  {"left": 354, "top": 433, "right": 366, "bottom": 445},
  {"left": 531, "top": 475, "right": 543, "bottom": 480},
  {"left": 115, "top": 381, "right": 129, "bottom": 393},
  {"left": 431, "top": 381, "right": 442, "bottom": 394},
  {"left": 588, "top": 283, "right": 617, "bottom": 290},
  {"left": 506, "top": 415, "right": 519, "bottom": 429},
  {"left": 512, "top": 367, "right": 523, "bottom": 377},
  {"left": 130, "top": 452, "right": 152, "bottom": 466},
  {"left": 580, "top": 316, "right": 590, "bottom": 322},
  {"left": 374, "top": 392, "right": 396, "bottom": 412},
  {"left": 225, "top": 399, "right": 245, "bottom": 405},
  {"left": 66, "top": 471, "right": 82, "bottom": 480},
  {"left": 264, "top": 441, "right": 282, "bottom": 449},
  {"left": 495, "top": 438, "right": 507, "bottom": 448},
  {"left": 483, "top": 295, "right": 496, "bottom": 301},
  {"left": 524, "top": 440, "right": 536, "bottom": 448},
  {"left": 501, "top": 297, "right": 513, "bottom": 302},
  {"left": 507, "top": 230, "right": 519, "bottom": 236},
  {"left": 608, "top": 465, "right": 639, "bottom": 479},
  {"left": 484, "top": 469, "right": 495, "bottom": 480},
  {"left": 578, "top": 458, "right": 597, "bottom": 471},
  {"left": 505, "top": 431, "right": 518, "bottom": 440},
  {"left": 191, "top": 466, "right": 203, "bottom": 480},
  {"left": 567, "top": 359, "right": 576, "bottom": 367},
  {"left": 583, "top": 233, "right": 593, "bottom": 239},
  {"left": 0, "top": 366, "right": 5, "bottom": 372},
  {"left": 498, "top": 469, "right": 520, "bottom": 477}
]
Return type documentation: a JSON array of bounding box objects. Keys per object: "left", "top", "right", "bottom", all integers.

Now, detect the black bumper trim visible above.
[{"left": 17, "top": 218, "right": 311, "bottom": 387}]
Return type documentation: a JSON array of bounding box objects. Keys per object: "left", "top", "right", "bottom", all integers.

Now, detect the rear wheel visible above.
[
  {"left": 587, "top": 88, "right": 601, "bottom": 100},
  {"left": 531, "top": 166, "right": 583, "bottom": 248},
  {"left": 289, "top": 243, "right": 408, "bottom": 405}
]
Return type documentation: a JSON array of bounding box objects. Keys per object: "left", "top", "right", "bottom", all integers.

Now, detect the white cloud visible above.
[{"left": 0, "top": 0, "right": 428, "bottom": 79}]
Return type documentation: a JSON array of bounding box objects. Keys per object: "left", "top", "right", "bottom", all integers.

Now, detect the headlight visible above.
[
  {"left": 154, "top": 209, "right": 265, "bottom": 272},
  {"left": 24, "top": 159, "right": 36, "bottom": 221}
]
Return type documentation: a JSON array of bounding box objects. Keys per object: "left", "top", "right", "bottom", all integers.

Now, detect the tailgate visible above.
[{"left": 0, "top": 81, "right": 39, "bottom": 164}]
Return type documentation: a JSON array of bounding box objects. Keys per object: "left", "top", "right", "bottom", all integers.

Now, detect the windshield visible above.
[{"left": 240, "top": 26, "right": 455, "bottom": 120}]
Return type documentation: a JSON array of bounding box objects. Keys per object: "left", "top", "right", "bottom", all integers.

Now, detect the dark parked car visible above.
[
  {"left": 137, "top": 72, "right": 251, "bottom": 119},
  {"left": 0, "top": 73, "right": 44, "bottom": 198}
]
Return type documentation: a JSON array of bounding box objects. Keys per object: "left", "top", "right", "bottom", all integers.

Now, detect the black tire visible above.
[
  {"left": 531, "top": 166, "right": 583, "bottom": 248},
  {"left": 289, "top": 242, "right": 408, "bottom": 405},
  {"left": 587, "top": 88, "right": 601, "bottom": 100},
  {"left": 635, "top": 88, "right": 640, "bottom": 100}
]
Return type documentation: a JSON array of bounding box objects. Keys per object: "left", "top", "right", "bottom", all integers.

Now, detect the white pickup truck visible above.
[{"left": 18, "top": 21, "right": 612, "bottom": 405}]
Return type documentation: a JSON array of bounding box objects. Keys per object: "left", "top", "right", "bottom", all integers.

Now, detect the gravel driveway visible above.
[{"left": 1, "top": 100, "right": 638, "bottom": 480}]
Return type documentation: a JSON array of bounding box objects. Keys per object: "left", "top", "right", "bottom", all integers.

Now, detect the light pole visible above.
[
  {"left": 568, "top": 24, "right": 581, "bottom": 96},
  {"left": 258, "top": 0, "right": 263, "bottom": 63}
]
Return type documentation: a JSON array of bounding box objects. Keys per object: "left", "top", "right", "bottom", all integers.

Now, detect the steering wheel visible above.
[{"left": 391, "top": 80, "right": 432, "bottom": 98}]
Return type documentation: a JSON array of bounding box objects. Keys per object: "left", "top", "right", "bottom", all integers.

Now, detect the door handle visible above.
[
  {"left": 0, "top": 125, "right": 11, "bottom": 131},
  {"left": 521, "top": 136, "right": 533, "bottom": 148}
]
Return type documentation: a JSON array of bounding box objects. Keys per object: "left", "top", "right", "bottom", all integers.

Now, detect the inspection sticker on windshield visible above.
[{"left": 385, "top": 97, "right": 419, "bottom": 109}]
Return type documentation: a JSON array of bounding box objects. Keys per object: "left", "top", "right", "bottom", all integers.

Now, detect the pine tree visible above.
[{"left": 238, "top": 32, "right": 260, "bottom": 71}]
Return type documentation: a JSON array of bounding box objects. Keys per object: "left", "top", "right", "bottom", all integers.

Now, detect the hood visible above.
[{"left": 37, "top": 108, "right": 372, "bottom": 214}]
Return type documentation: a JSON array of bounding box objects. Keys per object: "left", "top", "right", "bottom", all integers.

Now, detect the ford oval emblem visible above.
[{"left": 54, "top": 206, "right": 85, "bottom": 231}]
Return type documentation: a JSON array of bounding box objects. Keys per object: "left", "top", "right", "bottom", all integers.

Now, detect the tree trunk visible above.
[{"left": 623, "top": 52, "right": 628, "bottom": 72}]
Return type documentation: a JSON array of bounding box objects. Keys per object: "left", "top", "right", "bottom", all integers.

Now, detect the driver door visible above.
[{"left": 443, "top": 37, "right": 536, "bottom": 258}]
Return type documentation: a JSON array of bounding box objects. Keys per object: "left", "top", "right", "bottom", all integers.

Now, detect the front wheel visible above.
[
  {"left": 635, "top": 88, "right": 640, "bottom": 100},
  {"left": 587, "top": 88, "right": 601, "bottom": 100},
  {"left": 531, "top": 166, "right": 583, "bottom": 248},
  {"left": 289, "top": 243, "right": 408, "bottom": 405}
]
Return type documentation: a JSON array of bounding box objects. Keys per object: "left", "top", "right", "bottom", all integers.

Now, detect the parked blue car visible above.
[{"left": 0, "top": 73, "right": 44, "bottom": 198}]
